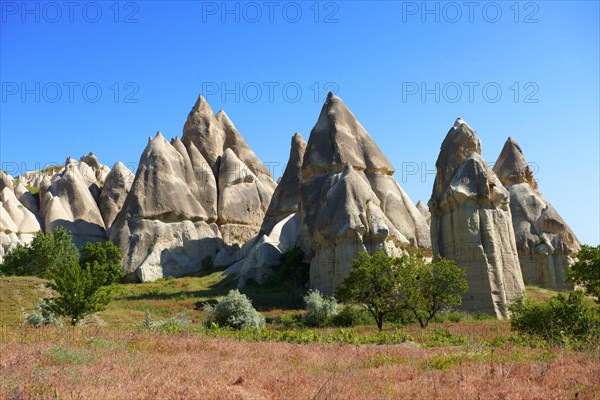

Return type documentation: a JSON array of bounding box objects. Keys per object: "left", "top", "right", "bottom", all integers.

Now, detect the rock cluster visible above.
[
  {"left": 111, "top": 96, "right": 276, "bottom": 281},
  {"left": 3, "top": 92, "right": 583, "bottom": 315},
  {"left": 2, "top": 155, "right": 126, "bottom": 254},
  {"left": 493, "top": 138, "right": 580, "bottom": 290},
  {"left": 0, "top": 171, "right": 41, "bottom": 261},
  {"left": 429, "top": 119, "right": 525, "bottom": 317}
]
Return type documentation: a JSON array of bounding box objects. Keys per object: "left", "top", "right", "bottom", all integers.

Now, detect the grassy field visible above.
[{"left": 1, "top": 274, "right": 599, "bottom": 399}]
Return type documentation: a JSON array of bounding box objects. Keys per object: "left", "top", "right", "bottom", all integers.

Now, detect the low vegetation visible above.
[
  {"left": 203, "top": 289, "right": 265, "bottom": 330},
  {"left": 0, "top": 246, "right": 599, "bottom": 397}
]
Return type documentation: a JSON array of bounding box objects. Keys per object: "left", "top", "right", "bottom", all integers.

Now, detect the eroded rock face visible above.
[
  {"left": 416, "top": 200, "right": 431, "bottom": 226},
  {"left": 493, "top": 138, "right": 580, "bottom": 290},
  {"left": 300, "top": 93, "right": 430, "bottom": 294},
  {"left": 260, "top": 132, "right": 307, "bottom": 236},
  {"left": 99, "top": 162, "right": 135, "bottom": 230},
  {"left": 235, "top": 133, "right": 306, "bottom": 286},
  {"left": 237, "top": 213, "right": 301, "bottom": 286},
  {"left": 218, "top": 148, "right": 273, "bottom": 247},
  {"left": 40, "top": 163, "right": 106, "bottom": 247},
  {"left": 429, "top": 119, "right": 525, "bottom": 317}
]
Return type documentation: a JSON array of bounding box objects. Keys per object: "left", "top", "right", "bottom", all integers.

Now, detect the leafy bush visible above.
[
  {"left": 279, "top": 246, "right": 310, "bottom": 287},
  {"left": 79, "top": 241, "right": 123, "bottom": 286},
  {"left": 568, "top": 245, "right": 600, "bottom": 303},
  {"left": 303, "top": 289, "right": 338, "bottom": 327},
  {"left": 328, "top": 305, "right": 373, "bottom": 327},
  {"left": 26, "top": 299, "right": 62, "bottom": 327},
  {"left": 203, "top": 289, "right": 265, "bottom": 330},
  {"left": 509, "top": 291, "right": 600, "bottom": 347}
]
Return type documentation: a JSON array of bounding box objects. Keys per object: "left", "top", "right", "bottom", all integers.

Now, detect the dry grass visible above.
[
  {"left": 1, "top": 277, "right": 598, "bottom": 399},
  {"left": 1, "top": 326, "right": 599, "bottom": 400}
]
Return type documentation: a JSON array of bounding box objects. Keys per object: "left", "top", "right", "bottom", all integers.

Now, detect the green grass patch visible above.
[{"left": 44, "top": 346, "right": 97, "bottom": 365}]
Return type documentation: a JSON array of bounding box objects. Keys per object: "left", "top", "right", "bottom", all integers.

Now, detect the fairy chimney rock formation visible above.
[
  {"left": 300, "top": 93, "right": 430, "bottom": 294},
  {"left": 493, "top": 137, "right": 580, "bottom": 290},
  {"left": 429, "top": 119, "right": 525, "bottom": 317}
]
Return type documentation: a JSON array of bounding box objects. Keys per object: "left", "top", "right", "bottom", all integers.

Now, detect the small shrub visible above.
[
  {"left": 446, "top": 311, "right": 465, "bottom": 323},
  {"left": 203, "top": 289, "right": 265, "bottom": 330},
  {"left": 26, "top": 299, "right": 62, "bottom": 327},
  {"left": 139, "top": 310, "right": 190, "bottom": 333},
  {"left": 157, "top": 314, "right": 190, "bottom": 334},
  {"left": 275, "top": 312, "right": 304, "bottom": 328},
  {"left": 509, "top": 291, "right": 600, "bottom": 347},
  {"left": 140, "top": 309, "right": 156, "bottom": 330},
  {"left": 303, "top": 289, "right": 338, "bottom": 327},
  {"left": 422, "top": 328, "right": 468, "bottom": 348},
  {"left": 328, "top": 306, "right": 373, "bottom": 327}
]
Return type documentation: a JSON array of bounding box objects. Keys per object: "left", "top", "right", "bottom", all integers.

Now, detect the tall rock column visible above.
[
  {"left": 429, "top": 119, "right": 525, "bottom": 317},
  {"left": 493, "top": 138, "right": 580, "bottom": 290}
]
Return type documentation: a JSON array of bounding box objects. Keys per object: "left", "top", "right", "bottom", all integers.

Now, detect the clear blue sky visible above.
[{"left": 1, "top": 1, "right": 598, "bottom": 245}]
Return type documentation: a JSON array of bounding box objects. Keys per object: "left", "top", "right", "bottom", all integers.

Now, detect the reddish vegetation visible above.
[{"left": 1, "top": 327, "right": 599, "bottom": 399}]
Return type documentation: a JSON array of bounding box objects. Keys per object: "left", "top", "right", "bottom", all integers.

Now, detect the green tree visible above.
[
  {"left": 568, "top": 245, "right": 600, "bottom": 304},
  {"left": 46, "top": 258, "right": 112, "bottom": 326},
  {"left": 399, "top": 258, "right": 468, "bottom": 329},
  {"left": 279, "top": 246, "right": 310, "bottom": 287},
  {"left": 0, "top": 228, "right": 79, "bottom": 278},
  {"left": 335, "top": 251, "right": 408, "bottom": 331},
  {"left": 79, "top": 241, "right": 123, "bottom": 285}
]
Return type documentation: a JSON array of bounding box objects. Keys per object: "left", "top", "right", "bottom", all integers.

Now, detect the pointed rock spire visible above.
[
  {"left": 493, "top": 137, "right": 579, "bottom": 290},
  {"left": 182, "top": 95, "right": 225, "bottom": 170},
  {"left": 430, "top": 118, "right": 482, "bottom": 208},
  {"left": 303, "top": 93, "right": 394, "bottom": 178},
  {"left": 259, "top": 132, "right": 307, "bottom": 235},
  {"left": 493, "top": 137, "right": 537, "bottom": 189}
]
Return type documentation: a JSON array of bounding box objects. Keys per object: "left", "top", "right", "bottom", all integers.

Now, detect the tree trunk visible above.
[{"left": 376, "top": 314, "right": 383, "bottom": 331}]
